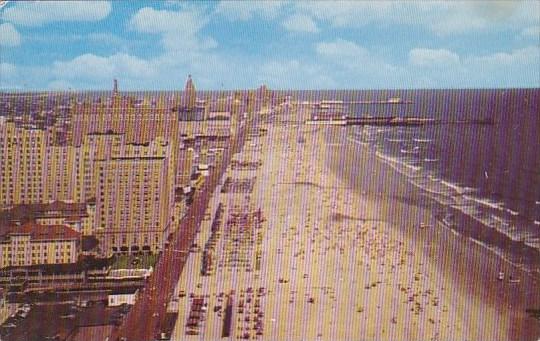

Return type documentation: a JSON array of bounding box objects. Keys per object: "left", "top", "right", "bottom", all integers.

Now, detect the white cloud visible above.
[
  {"left": 295, "top": 1, "right": 540, "bottom": 35},
  {"left": 315, "top": 39, "right": 403, "bottom": 87},
  {"left": 296, "top": 2, "right": 392, "bottom": 28},
  {"left": 3, "top": 1, "right": 111, "bottom": 26},
  {"left": 129, "top": 7, "right": 206, "bottom": 34},
  {"left": 129, "top": 7, "right": 215, "bottom": 52},
  {"left": 282, "top": 14, "right": 319, "bottom": 33},
  {"left": 0, "top": 62, "right": 17, "bottom": 77},
  {"left": 316, "top": 39, "right": 368, "bottom": 59},
  {"left": 521, "top": 26, "right": 540, "bottom": 39},
  {"left": 463, "top": 46, "right": 540, "bottom": 86},
  {"left": 469, "top": 46, "right": 540, "bottom": 66},
  {"left": 52, "top": 53, "right": 155, "bottom": 82},
  {"left": 0, "top": 23, "right": 21, "bottom": 46},
  {"left": 258, "top": 59, "right": 336, "bottom": 89},
  {"left": 409, "top": 48, "right": 460, "bottom": 67},
  {"left": 404, "top": 46, "right": 540, "bottom": 87},
  {"left": 215, "top": 1, "right": 285, "bottom": 21}
]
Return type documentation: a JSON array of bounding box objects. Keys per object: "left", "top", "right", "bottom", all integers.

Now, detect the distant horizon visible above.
[{"left": 1, "top": 87, "right": 539, "bottom": 94}]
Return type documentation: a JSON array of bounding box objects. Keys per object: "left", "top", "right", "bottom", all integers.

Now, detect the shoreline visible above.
[
  {"left": 326, "top": 125, "right": 540, "bottom": 341},
  {"left": 169, "top": 114, "right": 539, "bottom": 341}
]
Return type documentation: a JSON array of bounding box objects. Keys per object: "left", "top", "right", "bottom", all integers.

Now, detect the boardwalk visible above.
[{"left": 110, "top": 122, "right": 248, "bottom": 341}]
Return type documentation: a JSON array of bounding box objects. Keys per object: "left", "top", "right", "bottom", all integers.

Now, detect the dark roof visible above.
[
  {"left": 86, "top": 130, "right": 123, "bottom": 136},
  {"left": 0, "top": 222, "right": 80, "bottom": 242},
  {"left": 110, "top": 156, "right": 166, "bottom": 161},
  {"left": 0, "top": 201, "right": 88, "bottom": 227},
  {"left": 0, "top": 302, "right": 126, "bottom": 341},
  {"left": 38, "top": 201, "right": 87, "bottom": 213}
]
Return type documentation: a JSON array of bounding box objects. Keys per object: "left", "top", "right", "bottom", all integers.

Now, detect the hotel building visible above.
[
  {"left": 0, "top": 122, "right": 48, "bottom": 207},
  {"left": 94, "top": 138, "right": 174, "bottom": 256}
]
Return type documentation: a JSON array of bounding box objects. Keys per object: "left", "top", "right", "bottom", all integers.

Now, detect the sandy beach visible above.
[{"left": 170, "top": 110, "right": 540, "bottom": 341}]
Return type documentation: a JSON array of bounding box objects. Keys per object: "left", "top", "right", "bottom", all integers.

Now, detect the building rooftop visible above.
[
  {"left": 36, "top": 201, "right": 87, "bottom": 214},
  {"left": 0, "top": 201, "right": 88, "bottom": 227},
  {"left": 109, "top": 156, "right": 166, "bottom": 161},
  {"left": 0, "top": 301, "right": 128, "bottom": 341},
  {"left": 0, "top": 222, "right": 80, "bottom": 242}
]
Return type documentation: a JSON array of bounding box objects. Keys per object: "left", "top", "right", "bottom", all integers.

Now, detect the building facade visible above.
[
  {"left": 0, "top": 223, "right": 80, "bottom": 268},
  {"left": 94, "top": 156, "right": 171, "bottom": 255},
  {"left": 0, "top": 121, "right": 48, "bottom": 208},
  {"left": 92, "top": 138, "right": 174, "bottom": 255}
]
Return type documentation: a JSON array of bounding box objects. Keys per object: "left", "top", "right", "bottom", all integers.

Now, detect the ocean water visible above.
[{"left": 299, "top": 89, "right": 540, "bottom": 273}]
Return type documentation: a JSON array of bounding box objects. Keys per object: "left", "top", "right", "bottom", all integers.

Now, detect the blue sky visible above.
[{"left": 0, "top": 0, "right": 539, "bottom": 90}]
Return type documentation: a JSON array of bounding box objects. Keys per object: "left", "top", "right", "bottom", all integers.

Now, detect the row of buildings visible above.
[
  {"left": 0, "top": 77, "right": 253, "bottom": 269},
  {"left": 0, "top": 123, "right": 178, "bottom": 260}
]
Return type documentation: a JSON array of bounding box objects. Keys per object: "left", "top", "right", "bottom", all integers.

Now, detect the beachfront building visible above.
[
  {"left": 94, "top": 138, "right": 174, "bottom": 256},
  {"left": 0, "top": 222, "right": 80, "bottom": 268},
  {"left": 43, "top": 144, "right": 84, "bottom": 203},
  {"left": 0, "top": 121, "right": 48, "bottom": 208}
]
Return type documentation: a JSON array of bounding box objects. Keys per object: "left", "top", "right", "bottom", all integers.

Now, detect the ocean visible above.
[{"left": 295, "top": 89, "right": 540, "bottom": 273}]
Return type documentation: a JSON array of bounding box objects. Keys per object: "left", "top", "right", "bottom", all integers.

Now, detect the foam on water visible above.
[
  {"left": 506, "top": 208, "right": 520, "bottom": 216},
  {"left": 347, "top": 136, "right": 369, "bottom": 147},
  {"left": 354, "top": 123, "right": 540, "bottom": 270},
  {"left": 442, "top": 181, "right": 476, "bottom": 195},
  {"left": 375, "top": 150, "right": 422, "bottom": 176},
  {"left": 463, "top": 195, "right": 505, "bottom": 211},
  {"left": 400, "top": 148, "right": 419, "bottom": 155}
]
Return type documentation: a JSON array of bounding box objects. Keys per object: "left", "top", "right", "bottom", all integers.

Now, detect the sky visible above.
[{"left": 0, "top": 0, "right": 539, "bottom": 90}]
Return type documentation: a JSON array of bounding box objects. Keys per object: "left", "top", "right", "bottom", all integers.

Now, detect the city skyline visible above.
[{"left": 0, "top": 0, "right": 539, "bottom": 90}]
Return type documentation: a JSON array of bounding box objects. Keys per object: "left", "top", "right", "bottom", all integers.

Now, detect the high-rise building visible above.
[
  {"left": 113, "top": 79, "right": 119, "bottom": 97},
  {"left": 0, "top": 121, "right": 48, "bottom": 208},
  {"left": 43, "top": 145, "right": 83, "bottom": 203},
  {"left": 183, "top": 74, "right": 196, "bottom": 110},
  {"left": 2, "top": 120, "right": 177, "bottom": 256},
  {"left": 94, "top": 156, "right": 171, "bottom": 255},
  {"left": 70, "top": 103, "right": 178, "bottom": 146},
  {"left": 94, "top": 138, "right": 174, "bottom": 256}
]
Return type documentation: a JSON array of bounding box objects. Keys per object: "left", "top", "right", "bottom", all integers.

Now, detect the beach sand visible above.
[{"left": 171, "top": 111, "right": 540, "bottom": 341}]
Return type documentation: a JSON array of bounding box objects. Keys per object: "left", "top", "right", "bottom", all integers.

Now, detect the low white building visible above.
[{"left": 108, "top": 288, "right": 139, "bottom": 307}]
